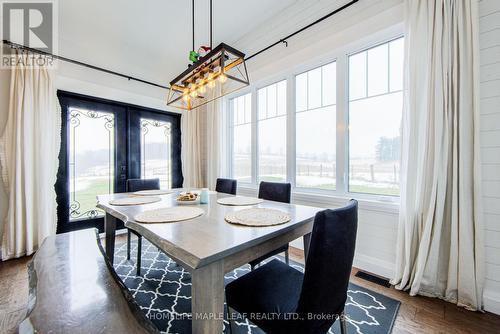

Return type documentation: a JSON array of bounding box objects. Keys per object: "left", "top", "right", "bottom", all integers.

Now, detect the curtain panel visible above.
[
  {"left": 0, "top": 51, "right": 61, "bottom": 260},
  {"left": 392, "top": 0, "right": 484, "bottom": 310}
]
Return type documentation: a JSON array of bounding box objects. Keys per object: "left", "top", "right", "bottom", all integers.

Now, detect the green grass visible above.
[{"left": 72, "top": 179, "right": 111, "bottom": 219}]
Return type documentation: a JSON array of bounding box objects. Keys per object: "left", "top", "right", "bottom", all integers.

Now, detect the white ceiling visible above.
[{"left": 58, "top": 0, "right": 298, "bottom": 86}]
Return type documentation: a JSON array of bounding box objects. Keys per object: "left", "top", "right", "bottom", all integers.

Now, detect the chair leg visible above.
[
  {"left": 136, "top": 235, "right": 142, "bottom": 276},
  {"left": 126, "top": 229, "right": 131, "bottom": 260},
  {"left": 285, "top": 249, "right": 289, "bottom": 265},
  {"left": 227, "top": 306, "right": 236, "bottom": 334},
  {"left": 340, "top": 311, "right": 348, "bottom": 334}
]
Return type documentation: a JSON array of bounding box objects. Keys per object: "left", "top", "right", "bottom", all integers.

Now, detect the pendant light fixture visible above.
[{"left": 166, "top": 0, "right": 250, "bottom": 111}]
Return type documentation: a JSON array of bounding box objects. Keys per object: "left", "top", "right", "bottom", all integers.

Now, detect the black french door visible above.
[{"left": 56, "top": 91, "right": 183, "bottom": 234}]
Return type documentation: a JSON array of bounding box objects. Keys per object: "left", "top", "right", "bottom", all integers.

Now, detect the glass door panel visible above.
[
  {"left": 68, "top": 108, "right": 115, "bottom": 221},
  {"left": 56, "top": 92, "right": 183, "bottom": 234},
  {"left": 140, "top": 118, "right": 172, "bottom": 189}
]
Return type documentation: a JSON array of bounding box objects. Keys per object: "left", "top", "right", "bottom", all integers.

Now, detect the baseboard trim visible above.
[
  {"left": 352, "top": 253, "right": 395, "bottom": 279},
  {"left": 484, "top": 289, "right": 500, "bottom": 315}
]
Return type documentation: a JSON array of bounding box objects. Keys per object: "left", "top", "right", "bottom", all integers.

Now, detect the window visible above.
[
  {"left": 57, "top": 92, "right": 183, "bottom": 233},
  {"left": 227, "top": 34, "right": 404, "bottom": 200},
  {"left": 258, "top": 81, "right": 287, "bottom": 182},
  {"left": 68, "top": 108, "right": 115, "bottom": 221},
  {"left": 348, "top": 37, "right": 404, "bottom": 196},
  {"left": 230, "top": 93, "right": 252, "bottom": 182},
  {"left": 295, "top": 62, "right": 336, "bottom": 190},
  {"left": 140, "top": 118, "right": 172, "bottom": 189}
]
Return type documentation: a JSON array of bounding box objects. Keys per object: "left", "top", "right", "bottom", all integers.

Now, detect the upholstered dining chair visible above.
[
  {"left": 215, "top": 178, "right": 237, "bottom": 195},
  {"left": 226, "top": 200, "right": 358, "bottom": 334},
  {"left": 249, "top": 181, "right": 292, "bottom": 270},
  {"left": 126, "top": 178, "right": 160, "bottom": 276}
]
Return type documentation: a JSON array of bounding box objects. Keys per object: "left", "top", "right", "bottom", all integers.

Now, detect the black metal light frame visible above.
[{"left": 166, "top": 43, "right": 250, "bottom": 110}]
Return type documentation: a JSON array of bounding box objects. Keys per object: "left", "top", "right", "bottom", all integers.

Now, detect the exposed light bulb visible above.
[
  {"left": 190, "top": 90, "right": 197, "bottom": 98},
  {"left": 182, "top": 94, "right": 190, "bottom": 102},
  {"left": 207, "top": 80, "right": 215, "bottom": 88},
  {"left": 198, "top": 85, "right": 206, "bottom": 94},
  {"left": 218, "top": 73, "right": 227, "bottom": 83}
]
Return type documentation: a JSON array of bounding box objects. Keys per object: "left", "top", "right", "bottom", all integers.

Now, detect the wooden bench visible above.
[{"left": 19, "top": 229, "right": 158, "bottom": 334}]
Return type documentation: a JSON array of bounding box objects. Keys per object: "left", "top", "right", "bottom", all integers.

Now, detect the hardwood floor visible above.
[{"left": 1, "top": 244, "right": 499, "bottom": 334}]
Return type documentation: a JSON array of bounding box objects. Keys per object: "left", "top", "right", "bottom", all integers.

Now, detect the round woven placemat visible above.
[
  {"left": 225, "top": 208, "right": 291, "bottom": 227},
  {"left": 134, "top": 206, "right": 204, "bottom": 223},
  {"left": 217, "top": 196, "right": 264, "bottom": 206},
  {"left": 132, "top": 189, "right": 174, "bottom": 196},
  {"left": 109, "top": 196, "right": 161, "bottom": 206}
]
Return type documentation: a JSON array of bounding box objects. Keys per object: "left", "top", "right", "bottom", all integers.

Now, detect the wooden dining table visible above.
[{"left": 97, "top": 189, "right": 322, "bottom": 334}]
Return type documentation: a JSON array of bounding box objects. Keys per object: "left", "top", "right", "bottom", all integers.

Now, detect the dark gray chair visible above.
[
  {"left": 215, "top": 178, "right": 237, "bottom": 195},
  {"left": 226, "top": 200, "right": 358, "bottom": 334},
  {"left": 249, "top": 181, "right": 292, "bottom": 270},
  {"left": 126, "top": 178, "right": 160, "bottom": 276}
]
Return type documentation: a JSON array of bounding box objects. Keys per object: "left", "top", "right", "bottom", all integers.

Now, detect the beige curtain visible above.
[
  {"left": 181, "top": 107, "right": 204, "bottom": 188},
  {"left": 392, "top": 0, "right": 484, "bottom": 310},
  {"left": 0, "top": 51, "right": 61, "bottom": 260},
  {"left": 206, "top": 87, "right": 223, "bottom": 190}
]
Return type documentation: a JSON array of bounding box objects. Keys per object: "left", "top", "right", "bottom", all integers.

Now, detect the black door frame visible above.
[{"left": 55, "top": 91, "right": 183, "bottom": 234}]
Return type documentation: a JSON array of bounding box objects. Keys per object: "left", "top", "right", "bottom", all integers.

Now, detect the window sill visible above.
[{"left": 236, "top": 185, "right": 400, "bottom": 215}]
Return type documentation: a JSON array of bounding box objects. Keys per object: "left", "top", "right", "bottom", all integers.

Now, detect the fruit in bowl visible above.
[{"left": 177, "top": 192, "right": 198, "bottom": 202}]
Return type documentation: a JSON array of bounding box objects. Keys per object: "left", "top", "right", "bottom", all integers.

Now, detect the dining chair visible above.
[
  {"left": 249, "top": 181, "right": 292, "bottom": 270},
  {"left": 126, "top": 178, "right": 160, "bottom": 276},
  {"left": 226, "top": 200, "right": 358, "bottom": 334},
  {"left": 215, "top": 178, "right": 237, "bottom": 195}
]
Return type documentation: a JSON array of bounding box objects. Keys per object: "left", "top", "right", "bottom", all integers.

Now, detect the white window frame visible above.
[{"left": 225, "top": 28, "right": 404, "bottom": 205}]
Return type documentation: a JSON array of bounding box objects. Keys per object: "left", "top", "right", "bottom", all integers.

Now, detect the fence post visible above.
[{"left": 370, "top": 164, "right": 375, "bottom": 182}]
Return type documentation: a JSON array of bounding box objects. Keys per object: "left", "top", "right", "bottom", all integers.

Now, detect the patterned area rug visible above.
[{"left": 114, "top": 240, "right": 400, "bottom": 334}]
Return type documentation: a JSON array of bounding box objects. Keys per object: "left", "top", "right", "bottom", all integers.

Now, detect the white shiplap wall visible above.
[{"left": 480, "top": 0, "right": 500, "bottom": 315}]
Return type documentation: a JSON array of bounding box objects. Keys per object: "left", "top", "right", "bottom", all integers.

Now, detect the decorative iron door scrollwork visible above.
[{"left": 69, "top": 108, "right": 115, "bottom": 220}]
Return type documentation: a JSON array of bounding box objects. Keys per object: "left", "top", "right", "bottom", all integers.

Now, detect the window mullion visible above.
[
  {"left": 287, "top": 74, "right": 295, "bottom": 188},
  {"left": 227, "top": 99, "right": 234, "bottom": 178},
  {"left": 336, "top": 53, "right": 348, "bottom": 195},
  {"left": 251, "top": 87, "right": 258, "bottom": 185}
]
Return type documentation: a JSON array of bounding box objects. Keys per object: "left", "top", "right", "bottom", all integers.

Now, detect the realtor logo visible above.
[{"left": 1, "top": 0, "right": 58, "bottom": 68}]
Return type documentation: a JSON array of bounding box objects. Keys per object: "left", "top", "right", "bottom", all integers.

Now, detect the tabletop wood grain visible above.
[{"left": 97, "top": 190, "right": 321, "bottom": 271}]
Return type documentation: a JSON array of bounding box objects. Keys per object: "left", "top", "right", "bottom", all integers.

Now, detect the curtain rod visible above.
[
  {"left": 1, "top": 39, "right": 170, "bottom": 90},
  {"left": 1, "top": 0, "right": 358, "bottom": 90},
  {"left": 245, "top": 0, "right": 359, "bottom": 61}
]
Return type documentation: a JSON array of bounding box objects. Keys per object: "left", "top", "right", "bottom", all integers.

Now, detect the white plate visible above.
[{"left": 176, "top": 198, "right": 200, "bottom": 205}]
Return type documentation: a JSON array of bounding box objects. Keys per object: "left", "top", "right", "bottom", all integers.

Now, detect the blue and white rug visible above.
[{"left": 114, "top": 240, "right": 400, "bottom": 334}]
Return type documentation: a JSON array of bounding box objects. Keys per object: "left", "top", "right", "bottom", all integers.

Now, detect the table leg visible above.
[
  {"left": 191, "top": 261, "right": 224, "bottom": 334},
  {"left": 303, "top": 232, "right": 312, "bottom": 263},
  {"left": 104, "top": 213, "right": 117, "bottom": 265}
]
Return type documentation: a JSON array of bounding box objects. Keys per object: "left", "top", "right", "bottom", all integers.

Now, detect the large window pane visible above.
[
  {"left": 296, "top": 61, "right": 336, "bottom": 190},
  {"left": 232, "top": 93, "right": 252, "bottom": 182},
  {"left": 258, "top": 88, "right": 267, "bottom": 120},
  {"left": 348, "top": 38, "right": 404, "bottom": 196},
  {"left": 140, "top": 118, "right": 172, "bottom": 189},
  {"left": 349, "top": 51, "right": 367, "bottom": 100},
  {"left": 308, "top": 67, "right": 322, "bottom": 109},
  {"left": 267, "top": 83, "right": 277, "bottom": 117},
  {"left": 390, "top": 38, "right": 404, "bottom": 92},
  {"left": 296, "top": 106, "right": 336, "bottom": 189},
  {"left": 69, "top": 108, "right": 114, "bottom": 221},
  {"left": 277, "top": 80, "right": 287, "bottom": 116},
  {"left": 259, "top": 117, "right": 286, "bottom": 182},
  {"left": 258, "top": 81, "right": 286, "bottom": 182},
  {"left": 367, "top": 43, "right": 388, "bottom": 96},
  {"left": 322, "top": 62, "right": 336, "bottom": 106},
  {"left": 296, "top": 72, "right": 308, "bottom": 112}
]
